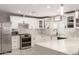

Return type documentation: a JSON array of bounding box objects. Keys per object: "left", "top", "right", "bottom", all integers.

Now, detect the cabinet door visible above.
[
  {"left": 67, "top": 16, "right": 74, "bottom": 28},
  {"left": 39, "top": 20, "right": 43, "bottom": 28},
  {"left": 12, "top": 36, "right": 20, "bottom": 50},
  {"left": 76, "top": 19, "right": 79, "bottom": 28}
]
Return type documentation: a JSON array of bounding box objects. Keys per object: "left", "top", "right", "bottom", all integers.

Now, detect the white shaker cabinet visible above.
[{"left": 12, "top": 36, "right": 20, "bottom": 50}]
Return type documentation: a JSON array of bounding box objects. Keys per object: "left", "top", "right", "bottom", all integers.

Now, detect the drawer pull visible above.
[{"left": 13, "top": 41, "right": 16, "bottom": 42}]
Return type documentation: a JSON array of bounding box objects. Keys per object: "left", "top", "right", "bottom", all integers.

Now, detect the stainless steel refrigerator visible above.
[{"left": 0, "top": 23, "right": 12, "bottom": 54}]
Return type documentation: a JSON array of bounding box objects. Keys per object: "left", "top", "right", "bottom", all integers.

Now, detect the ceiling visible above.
[{"left": 0, "top": 4, "right": 79, "bottom": 16}]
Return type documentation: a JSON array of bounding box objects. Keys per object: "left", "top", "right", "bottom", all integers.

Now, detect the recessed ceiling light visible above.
[
  {"left": 18, "top": 11, "right": 21, "bottom": 13},
  {"left": 29, "top": 11, "right": 36, "bottom": 15},
  {"left": 47, "top": 6, "right": 51, "bottom": 8},
  {"left": 31, "top": 11, "right": 36, "bottom": 14},
  {"left": 29, "top": 12, "right": 32, "bottom": 15}
]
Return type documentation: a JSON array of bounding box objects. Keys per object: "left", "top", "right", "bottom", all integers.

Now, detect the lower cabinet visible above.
[
  {"left": 12, "top": 36, "right": 20, "bottom": 50},
  {"left": 31, "top": 35, "right": 51, "bottom": 47}
]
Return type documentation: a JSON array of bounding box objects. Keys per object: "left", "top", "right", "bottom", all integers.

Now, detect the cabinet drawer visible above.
[
  {"left": 12, "top": 39, "right": 20, "bottom": 42},
  {"left": 12, "top": 42, "right": 20, "bottom": 49},
  {"left": 12, "top": 36, "right": 20, "bottom": 39},
  {"left": 12, "top": 40, "right": 20, "bottom": 45},
  {"left": 12, "top": 45, "right": 20, "bottom": 49},
  {"left": 12, "top": 36, "right": 20, "bottom": 50},
  {"left": 12, "top": 43, "right": 20, "bottom": 47}
]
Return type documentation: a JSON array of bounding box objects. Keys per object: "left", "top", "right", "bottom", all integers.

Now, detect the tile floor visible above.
[{"left": 4, "top": 45, "right": 66, "bottom": 55}]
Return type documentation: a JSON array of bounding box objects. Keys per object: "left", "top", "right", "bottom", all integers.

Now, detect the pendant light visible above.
[{"left": 60, "top": 4, "right": 64, "bottom": 16}]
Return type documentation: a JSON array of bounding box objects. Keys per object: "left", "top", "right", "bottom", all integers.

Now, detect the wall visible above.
[
  {"left": 10, "top": 15, "right": 68, "bottom": 36},
  {"left": 0, "top": 11, "right": 10, "bottom": 22},
  {"left": 10, "top": 16, "right": 40, "bottom": 29}
]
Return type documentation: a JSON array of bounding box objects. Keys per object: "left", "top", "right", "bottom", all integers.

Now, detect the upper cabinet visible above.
[
  {"left": 66, "top": 13, "right": 75, "bottom": 29},
  {"left": 75, "top": 11, "right": 79, "bottom": 29},
  {"left": 10, "top": 16, "right": 39, "bottom": 29},
  {"left": 66, "top": 11, "right": 79, "bottom": 29},
  {"left": 44, "top": 18, "right": 51, "bottom": 29},
  {"left": 38, "top": 18, "right": 51, "bottom": 29},
  {"left": 39, "top": 20, "right": 43, "bottom": 29},
  {"left": 10, "top": 16, "right": 24, "bottom": 29},
  {"left": 76, "top": 18, "right": 79, "bottom": 28},
  {"left": 67, "top": 15, "right": 74, "bottom": 28}
]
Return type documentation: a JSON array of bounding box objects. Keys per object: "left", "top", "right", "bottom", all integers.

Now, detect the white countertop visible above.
[{"left": 36, "top": 39, "right": 79, "bottom": 55}]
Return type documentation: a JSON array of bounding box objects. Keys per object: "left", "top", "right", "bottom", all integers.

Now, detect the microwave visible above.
[{"left": 12, "top": 29, "right": 18, "bottom": 35}]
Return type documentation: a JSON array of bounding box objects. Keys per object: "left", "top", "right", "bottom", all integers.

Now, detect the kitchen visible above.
[{"left": 0, "top": 4, "right": 79, "bottom": 55}]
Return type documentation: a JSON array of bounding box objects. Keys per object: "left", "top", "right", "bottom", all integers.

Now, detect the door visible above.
[
  {"left": 2, "top": 23, "right": 12, "bottom": 53},
  {"left": 0, "top": 23, "right": 2, "bottom": 53}
]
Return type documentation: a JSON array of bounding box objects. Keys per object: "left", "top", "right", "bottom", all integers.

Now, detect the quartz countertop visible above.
[{"left": 36, "top": 39, "right": 79, "bottom": 55}]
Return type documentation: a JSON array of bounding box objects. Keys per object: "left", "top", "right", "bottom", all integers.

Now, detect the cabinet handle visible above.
[
  {"left": 13, "top": 46, "right": 16, "bottom": 48},
  {"left": 13, "top": 41, "right": 16, "bottom": 42}
]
